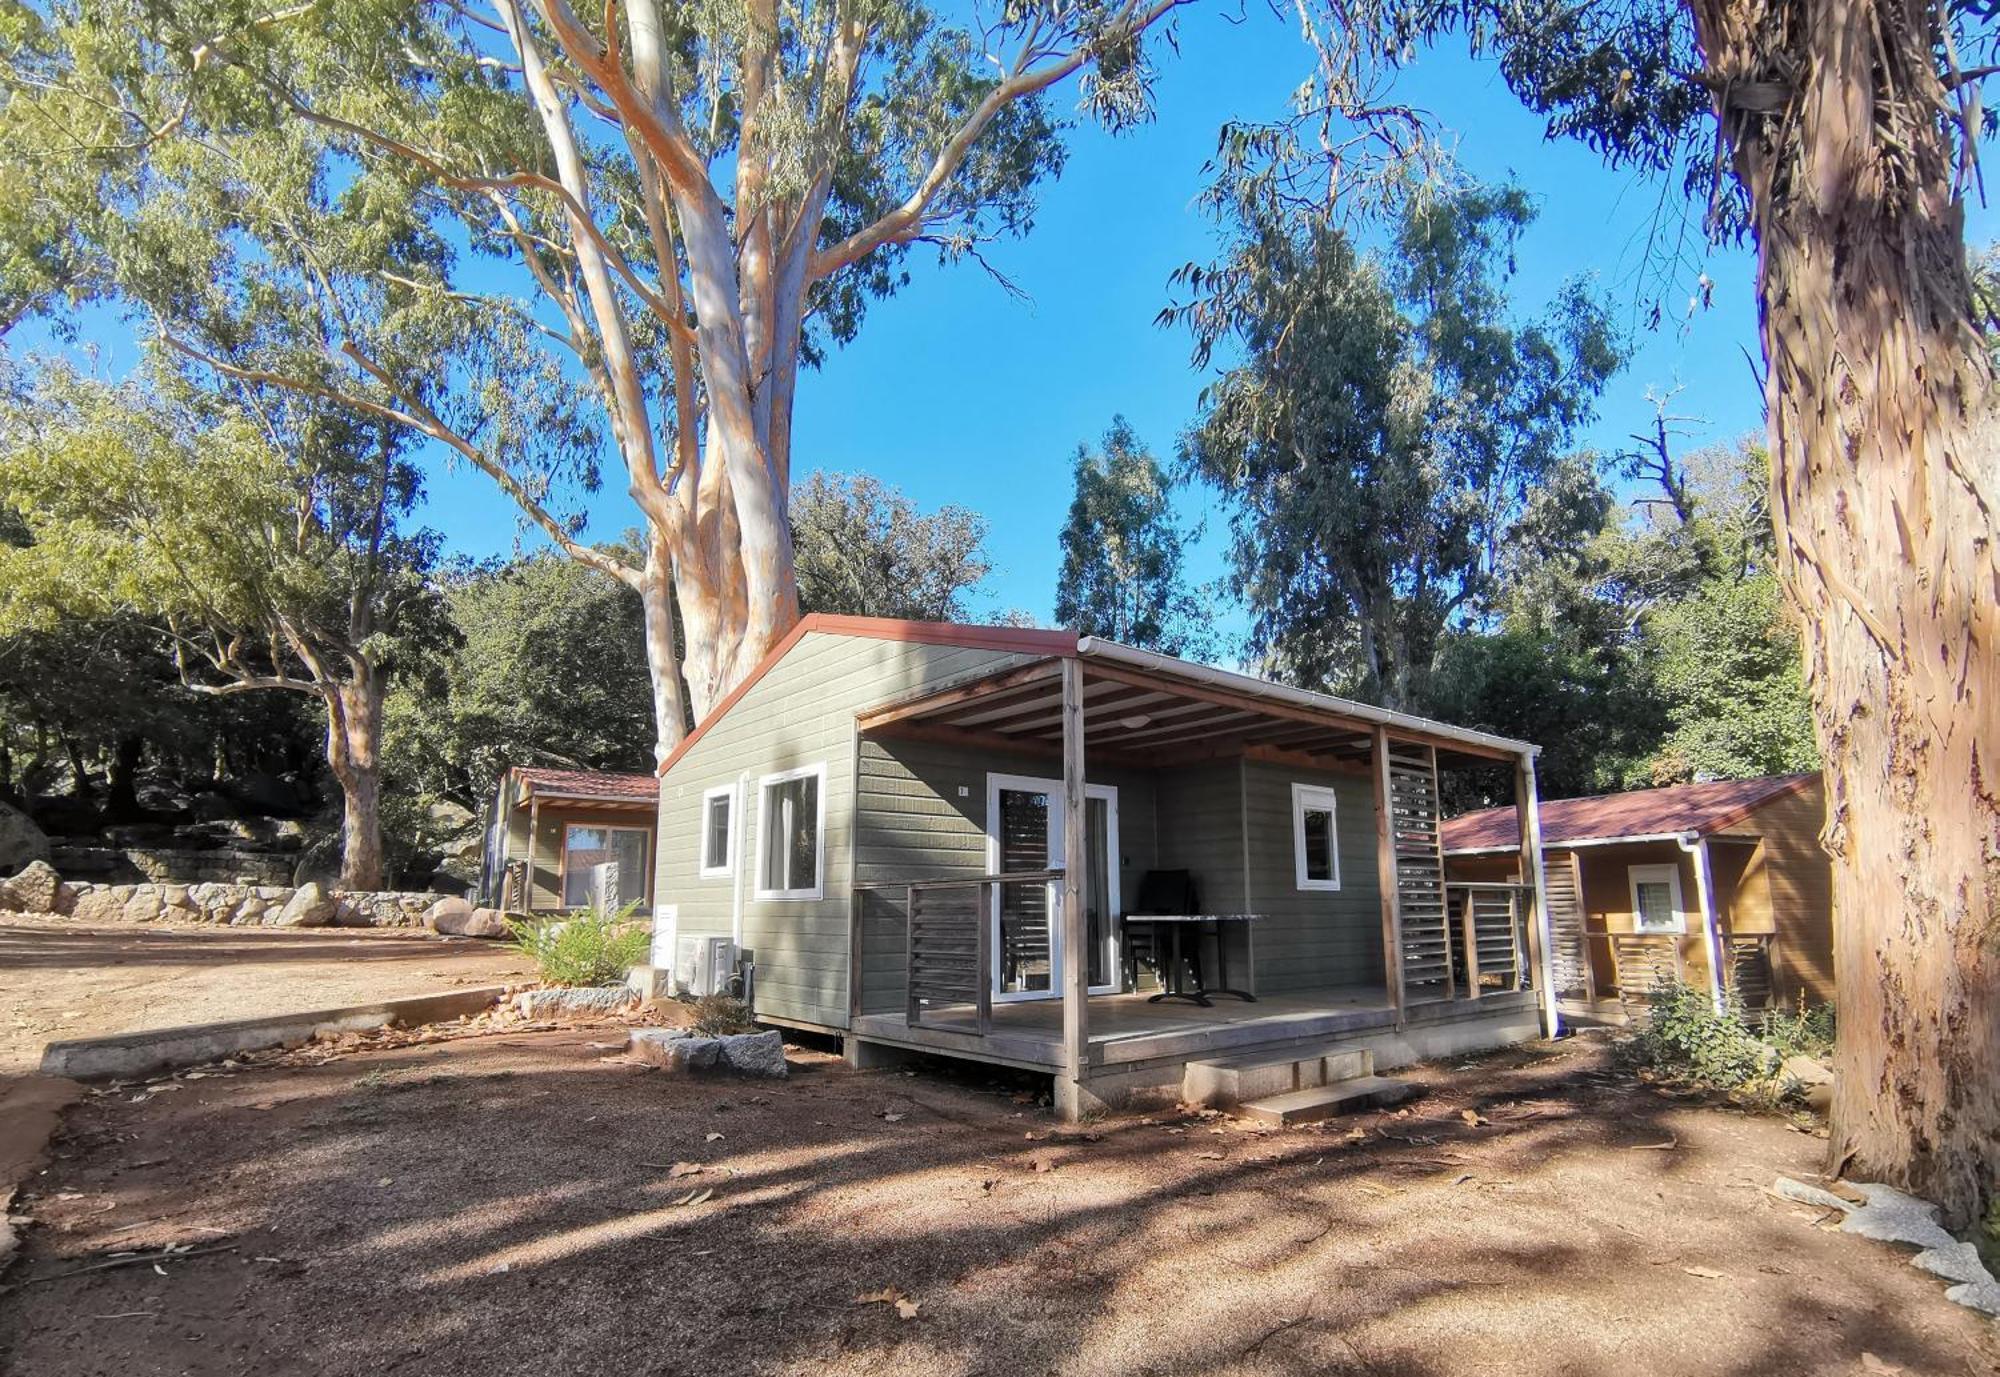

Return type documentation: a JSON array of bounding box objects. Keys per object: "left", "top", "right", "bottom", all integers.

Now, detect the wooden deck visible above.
[{"left": 851, "top": 987, "right": 1401, "bottom": 1072}]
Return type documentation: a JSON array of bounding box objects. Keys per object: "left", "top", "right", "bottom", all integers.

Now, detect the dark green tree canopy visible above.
[
  {"left": 1175, "top": 181, "right": 1625, "bottom": 710},
  {"left": 1054, "top": 416, "right": 1212, "bottom": 657},
  {"left": 791, "top": 471, "right": 994, "bottom": 622}
]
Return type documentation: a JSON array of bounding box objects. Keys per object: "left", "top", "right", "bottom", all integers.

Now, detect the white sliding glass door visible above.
[{"left": 985, "top": 774, "right": 1120, "bottom": 1002}]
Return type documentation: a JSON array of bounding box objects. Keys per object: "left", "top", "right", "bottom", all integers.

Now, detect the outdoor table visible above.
[{"left": 1123, "top": 913, "right": 1261, "bottom": 1007}]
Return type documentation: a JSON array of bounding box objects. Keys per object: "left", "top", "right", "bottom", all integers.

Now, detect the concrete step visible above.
[
  {"left": 1182, "top": 1044, "right": 1375, "bottom": 1107},
  {"left": 1236, "top": 1074, "right": 1415, "bottom": 1128}
]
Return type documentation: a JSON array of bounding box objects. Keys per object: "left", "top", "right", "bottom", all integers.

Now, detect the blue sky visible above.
[{"left": 419, "top": 6, "right": 1809, "bottom": 629}]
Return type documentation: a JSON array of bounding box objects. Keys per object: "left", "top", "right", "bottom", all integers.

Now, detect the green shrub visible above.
[
  {"left": 508, "top": 901, "right": 651, "bottom": 987},
  {"left": 686, "top": 993, "right": 755, "bottom": 1037},
  {"left": 1747, "top": 993, "right": 1835, "bottom": 1061},
  {"left": 1624, "top": 979, "right": 1771, "bottom": 1087}
]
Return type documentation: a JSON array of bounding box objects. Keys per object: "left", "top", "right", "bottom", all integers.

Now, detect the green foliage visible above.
[
  {"left": 1055, "top": 417, "right": 1213, "bottom": 658},
  {"left": 1625, "top": 979, "right": 1834, "bottom": 1092},
  {"left": 508, "top": 902, "right": 651, "bottom": 989},
  {"left": 791, "top": 472, "right": 994, "bottom": 621},
  {"left": 383, "top": 551, "right": 655, "bottom": 808},
  {"left": 1174, "top": 181, "right": 1624, "bottom": 709},
  {"left": 1625, "top": 980, "right": 1771, "bottom": 1087}
]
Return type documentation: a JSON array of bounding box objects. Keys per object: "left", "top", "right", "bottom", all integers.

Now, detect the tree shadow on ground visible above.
[{"left": 0, "top": 1031, "right": 1991, "bottom": 1377}]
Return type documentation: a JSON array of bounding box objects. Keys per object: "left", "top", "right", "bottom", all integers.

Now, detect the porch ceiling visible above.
[{"left": 855, "top": 656, "right": 1505, "bottom": 769}]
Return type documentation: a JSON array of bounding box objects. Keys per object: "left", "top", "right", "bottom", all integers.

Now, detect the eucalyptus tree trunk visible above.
[
  {"left": 323, "top": 668, "right": 385, "bottom": 892},
  {"left": 1691, "top": 0, "right": 2000, "bottom": 1227}
]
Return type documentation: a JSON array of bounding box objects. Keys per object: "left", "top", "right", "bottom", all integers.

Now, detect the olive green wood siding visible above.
[
  {"left": 1241, "top": 761, "right": 1385, "bottom": 995},
  {"left": 653, "top": 632, "right": 1036, "bottom": 1028},
  {"left": 852, "top": 737, "right": 1159, "bottom": 1015}
]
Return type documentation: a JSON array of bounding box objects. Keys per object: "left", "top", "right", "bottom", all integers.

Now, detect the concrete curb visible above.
[{"left": 37, "top": 986, "right": 507, "bottom": 1081}]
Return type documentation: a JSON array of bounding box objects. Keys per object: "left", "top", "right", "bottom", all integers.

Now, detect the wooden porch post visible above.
[
  {"left": 1060, "top": 657, "right": 1091, "bottom": 1105},
  {"left": 1371, "top": 726, "right": 1406, "bottom": 1024},
  {"left": 525, "top": 796, "right": 542, "bottom": 916},
  {"left": 1515, "top": 752, "right": 1558, "bottom": 1036}
]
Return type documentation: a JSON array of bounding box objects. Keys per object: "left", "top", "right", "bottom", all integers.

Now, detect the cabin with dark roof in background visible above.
[
  {"left": 1442, "top": 774, "right": 1831, "bottom": 1022},
  {"left": 480, "top": 766, "right": 661, "bottom": 915}
]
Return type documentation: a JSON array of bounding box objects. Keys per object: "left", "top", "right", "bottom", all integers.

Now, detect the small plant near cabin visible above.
[
  {"left": 687, "top": 993, "right": 755, "bottom": 1037},
  {"left": 1623, "top": 979, "right": 1771, "bottom": 1087},
  {"left": 1622, "top": 979, "right": 1836, "bottom": 1101},
  {"left": 508, "top": 901, "right": 650, "bottom": 987}
]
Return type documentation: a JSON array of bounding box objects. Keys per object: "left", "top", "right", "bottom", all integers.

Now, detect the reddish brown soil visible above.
[
  {"left": 0, "top": 918, "right": 534, "bottom": 1074},
  {"left": 1, "top": 1033, "right": 1993, "bottom": 1377}
]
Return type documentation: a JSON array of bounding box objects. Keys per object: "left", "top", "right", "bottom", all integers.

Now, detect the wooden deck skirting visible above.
[{"left": 847, "top": 987, "right": 1542, "bottom": 1075}]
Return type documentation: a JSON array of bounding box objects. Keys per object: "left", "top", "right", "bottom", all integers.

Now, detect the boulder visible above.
[
  {"left": 717, "top": 1029, "right": 788, "bottom": 1079},
  {"left": 69, "top": 888, "right": 125, "bottom": 924},
  {"left": 4, "top": 860, "right": 62, "bottom": 914},
  {"left": 424, "top": 896, "right": 475, "bottom": 932},
  {"left": 121, "top": 885, "right": 165, "bottom": 924},
  {"left": 514, "top": 986, "right": 637, "bottom": 1020},
  {"left": 0, "top": 802, "right": 49, "bottom": 873},
  {"left": 1780, "top": 1053, "right": 1832, "bottom": 1087},
  {"left": 627, "top": 1027, "right": 787, "bottom": 1078},
  {"left": 464, "top": 907, "right": 512, "bottom": 939},
  {"left": 274, "top": 881, "right": 336, "bottom": 928}
]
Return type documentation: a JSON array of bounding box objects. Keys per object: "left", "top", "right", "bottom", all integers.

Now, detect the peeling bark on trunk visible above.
[
  {"left": 323, "top": 668, "right": 384, "bottom": 892},
  {"left": 1691, "top": 0, "right": 2000, "bottom": 1227}
]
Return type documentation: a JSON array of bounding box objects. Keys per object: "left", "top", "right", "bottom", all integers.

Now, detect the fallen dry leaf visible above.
[
  {"left": 895, "top": 1298, "right": 920, "bottom": 1321},
  {"left": 879, "top": 1112, "right": 906, "bottom": 1123},
  {"left": 1682, "top": 1266, "right": 1728, "bottom": 1280},
  {"left": 1460, "top": 1109, "right": 1489, "bottom": 1127},
  {"left": 705, "top": 1132, "right": 724, "bottom": 1142},
  {"left": 672, "top": 1188, "right": 713, "bottom": 1208},
  {"left": 856, "top": 1287, "right": 904, "bottom": 1306},
  {"left": 1029, "top": 1158, "right": 1056, "bottom": 1174},
  {"left": 667, "top": 1162, "right": 703, "bottom": 1179},
  {"left": 1860, "top": 1354, "right": 1903, "bottom": 1374},
  {"left": 1196, "top": 1151, "right": 1227, "bottom": 1161}
]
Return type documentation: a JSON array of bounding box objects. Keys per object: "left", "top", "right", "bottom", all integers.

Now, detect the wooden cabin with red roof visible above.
[
  {"left": 480, "top": 766, "right": 661, "bottom": 915},
  {"left": 1442, "top": 774, "right": 1832, "bottom": 1017}
]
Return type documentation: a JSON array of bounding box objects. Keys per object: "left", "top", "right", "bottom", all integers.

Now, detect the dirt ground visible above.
[
  {"left": 0, "top": 917, "right": 534, "bottom": 1074},
  {"left": 2, "top": 1030, "right": 1993, "bottom": 1377}
]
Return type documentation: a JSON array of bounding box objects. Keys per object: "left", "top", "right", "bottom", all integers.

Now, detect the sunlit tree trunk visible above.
[
  {"left": 1692, "top": 0, "right": 2000, "bottom": 1227},
  {"left": 323, "top": 669, "right": 385, "bottom": 892}
]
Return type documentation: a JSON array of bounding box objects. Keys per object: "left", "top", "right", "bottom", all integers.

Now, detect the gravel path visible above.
[
  {"left": 2, "top": 1031, "right": 1993, "bottom": 1376},
  {"left": 0, "top": 917, "right": 534, "bottom": 1075}
]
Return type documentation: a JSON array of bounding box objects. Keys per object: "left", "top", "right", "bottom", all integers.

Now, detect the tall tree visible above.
[
  {"left": 1175, "top": 182, "right": 1623, "bottom": 710},
  {"left": 1054, "top": 416, "right": 1212, "bottom": 657},
  {"left": 792, "top": 472, "right": 993, "bottom": 621},
  {"left": 1251, "top": 0, "right": 2000, "bottom": 1236},
  {"left": 0, "top": 0, "right": 1183, "bottom": 766},
  {"left": 0, "top": 366, "right": 445, "bottom": 888}
]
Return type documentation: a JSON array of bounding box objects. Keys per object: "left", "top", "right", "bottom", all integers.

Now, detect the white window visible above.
[
  {"left": 1629, "top": 863, "right": 1686, "bottom": 934},
  {"left": 1291, "top": 783, "right": 1342, "bottom": 891},
  {"left": 756, "top": 763, "right": 826, "bottom": 901},
  {"left": 698, "top": 784, "right": 736, "bottom": 879},
  {"left": 562, "top": 824, "right": 649, "bottom": 910}
]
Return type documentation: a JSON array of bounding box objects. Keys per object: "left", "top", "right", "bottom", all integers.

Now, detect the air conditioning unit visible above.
[{"left": 675, "top": 935, "right": 738, "bottom": 998}]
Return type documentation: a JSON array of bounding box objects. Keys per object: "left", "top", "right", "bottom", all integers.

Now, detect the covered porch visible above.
[{"left": 841, "top": 639, "right": 1555, "bottom": 1117}]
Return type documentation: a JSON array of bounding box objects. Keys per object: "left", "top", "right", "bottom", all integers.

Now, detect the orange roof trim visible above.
[
  {"left": 513, "top": 766, "right": 660, "bottom": 801},
  {"left": 656, "top": 615, "right": 1080, "bottom": 777}
]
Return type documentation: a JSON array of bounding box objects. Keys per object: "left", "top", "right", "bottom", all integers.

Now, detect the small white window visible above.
[
  {"left": 698, "top": 784, "right": 735, "bottom": 879},
  {"left": 1291, "top": 783, "right": 1342, "bottom": 891},
  {"left": 756, "top": 763, "right": 826, "bottom": 901},
  {"left": 1629, "top": 863, "right": 1685, "bottom": 934}
]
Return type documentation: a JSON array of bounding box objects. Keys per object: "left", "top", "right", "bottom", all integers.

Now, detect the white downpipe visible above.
[{"left": 1678, "top": 833, "right": 1724, "bottom": 1013}]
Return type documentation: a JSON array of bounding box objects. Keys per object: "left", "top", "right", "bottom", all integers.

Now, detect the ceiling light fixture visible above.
[{"left": 1118, "top": 714, "right": 1154, "bottom": 730}]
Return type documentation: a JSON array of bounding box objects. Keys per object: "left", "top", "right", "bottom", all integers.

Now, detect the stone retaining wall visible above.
[
  {"left": 46, "top": 875, "right": 438, "bottom": 929},
  {"left": 49, "top": 844, "right": 298, "bottom": 887}
]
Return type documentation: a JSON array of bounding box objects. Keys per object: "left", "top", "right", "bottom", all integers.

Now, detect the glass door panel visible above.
[{"left": 994, "top": 787, "right": 1053, "bottom": 997}]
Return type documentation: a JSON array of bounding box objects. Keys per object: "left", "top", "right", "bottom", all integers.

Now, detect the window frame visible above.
[
  {"left": 1290, "top": 782, "right": 1343, "bottom": 892},
  {"left": 559, "top": 822, "right": 651, "bottom": 911},
  {"left": 1627, "top": 862, "right": 1686, "bottom": 934},
  {"left": 754, "top": 762, "right": 827, "bottom": 902},
  {"left": 698, "top": 782, "right": 737, "bottom": 880}
]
